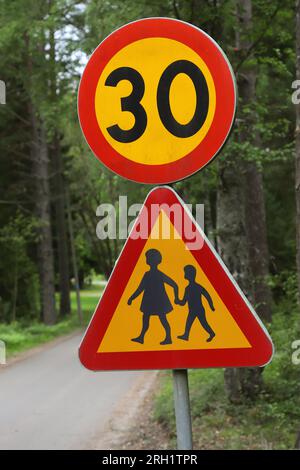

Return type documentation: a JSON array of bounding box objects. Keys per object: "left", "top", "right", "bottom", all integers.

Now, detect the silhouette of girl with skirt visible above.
[{"left": 127, "top": 249, "right": 178, "bottom": 345}]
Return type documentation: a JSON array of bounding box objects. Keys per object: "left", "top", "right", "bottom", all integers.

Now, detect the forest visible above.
[{"left": 0, "top": 0, "right": 300, "bottom": 449}]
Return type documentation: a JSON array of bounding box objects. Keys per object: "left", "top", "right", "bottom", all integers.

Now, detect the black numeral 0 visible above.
[
  {"left": 157, "top": 60, "right": 209, "bottom": 138},
  {"left": 104, "top": 60, "right": 209, "bottom": 142}
]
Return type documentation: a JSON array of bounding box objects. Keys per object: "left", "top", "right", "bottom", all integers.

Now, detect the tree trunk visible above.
[
  {"left": 53, "top": 134, "right": 71, "bottom": 316},
  {"left": 295, "top": 0, "right": 300, "bottom": 449},
  {"left": 32, "top": 115, "right": 57, "bottom": 325},
  {"left": 295, "top": 428, "right": 300, "bottom": 449},
  {"left": 296, "top": 0, "right": 300, "bottom": 301},
  {"left": 217, "top": 156, "right": 254, "bottom": 401},
  {"left": 237, "top": 0, "right": 272, "bottom": 323},
  {"left": 66, "top": 186, "right": 82, "bottom": 325},
  {"left": 217, "top": 162, "right": 251, "bottom": 294},
  {"left": 11, "top": 253, "right": 18, "bottom": 323},
  {"left": 217, "top": 0, "right": 272, "bottom": 400},
  {"left": 236, "top": 0, "right": 271, "bottom": 397},
  {"left": 25, "top": 28, "right": 56, "bottom": 325},
  {"left": 244, "top": 162, "right": 272, "bottom": 322},
  {"left": 47, "top": 8, "right": 71, "bottom": 317}
]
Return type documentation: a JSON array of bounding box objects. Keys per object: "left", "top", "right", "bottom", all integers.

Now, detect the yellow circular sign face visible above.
[
  {"left": 95, "top": 38, "right": 216, "bottom": 165},
  {"left": 78, "top": 18, "right": 237, "bottom": 183}
]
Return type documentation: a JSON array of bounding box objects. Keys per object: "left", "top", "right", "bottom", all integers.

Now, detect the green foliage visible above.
[
  {"left": 0, "top": 281, "right": 102, "bottom": 357},
  {"left": 0, "top": 213, "right": 40, "bottom": 322},
  {"left": 0, "top": 0, "right": 298, "bottom": 323},
  {"left": 270, "top": 270, "right": 298, "bottom": 303},
  {"left": 154, "top": 300, "right": 300, "bottom": 449},
  {"left": 0, "top": 320, "right": 75, "bottom": 356}
]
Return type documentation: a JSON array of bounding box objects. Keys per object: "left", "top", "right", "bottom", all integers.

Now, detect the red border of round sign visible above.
[
  {"left": 79, "top": 187, "right": 273, "bottom": 371},
  {"left": 78, "top": 18, "right": 237, "bottom": 184}
]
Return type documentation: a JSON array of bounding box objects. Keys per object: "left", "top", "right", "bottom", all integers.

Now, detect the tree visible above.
[
  {"left": 24, "top": 2, "right": 57, "bottom": 325},
  {"left": 295, "top": 0, "right": 300, "bottom": 450},
  {"left": 217, "top": 0, "right": 280, "bottom": 400},
  {"left": 0, "top": 0, "right": 58, "bottom": 324},
  {"left": 29, "top": 104, "right": 57, "bottom": 325},
  {"left": 48, "top": 2, "right": 71, "bottom": 316},
  {"left": 296, "top": 0, "right": 300, "bottom": 302}
]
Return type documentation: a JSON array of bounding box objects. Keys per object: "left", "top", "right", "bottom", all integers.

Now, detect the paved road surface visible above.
[{"left": 0, "top": 334, "right": 146, "bottom": 450}]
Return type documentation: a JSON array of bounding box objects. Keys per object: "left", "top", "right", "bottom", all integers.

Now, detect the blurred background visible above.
[{"left": 0, "top": 0, "right": 300, "bottom": 450}]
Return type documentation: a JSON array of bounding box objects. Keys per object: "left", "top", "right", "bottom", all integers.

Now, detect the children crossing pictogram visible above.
[
  {"left": 176, "top": 265, "right": 216, "bottom": 343},
  {"left": 128, "top": 249, "right": 178, "bottom": 346}
]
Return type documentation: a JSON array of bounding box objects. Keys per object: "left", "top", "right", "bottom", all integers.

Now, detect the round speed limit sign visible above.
[{"left": 78, "top": 18, "right": 236, "bottom": 184}]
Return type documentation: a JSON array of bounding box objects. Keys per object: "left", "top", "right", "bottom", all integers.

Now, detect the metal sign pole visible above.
[{"left": 172, "top": 369, "right": 193, "bottom": 450}]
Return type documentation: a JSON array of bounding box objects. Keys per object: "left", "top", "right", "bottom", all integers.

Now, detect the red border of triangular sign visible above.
[{"left": 79, "top": 186, "right": 273, "bottom": 371}]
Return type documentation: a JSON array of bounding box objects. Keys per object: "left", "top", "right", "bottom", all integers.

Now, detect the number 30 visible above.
[{"left": 105, "top": 59, "right": 209, "bottom": 143}]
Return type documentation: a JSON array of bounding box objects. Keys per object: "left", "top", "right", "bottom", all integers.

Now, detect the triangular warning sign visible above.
[{"left": 79, "top": 187, "right": 273, "bottom": 371}]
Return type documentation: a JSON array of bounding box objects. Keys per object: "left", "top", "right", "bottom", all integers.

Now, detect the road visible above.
[{"left": 0, "top": 333, "right": 153, "bottom": 450}]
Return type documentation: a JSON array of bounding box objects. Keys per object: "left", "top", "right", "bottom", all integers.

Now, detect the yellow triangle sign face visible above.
[
  {"left": 79, "top": 187, "right": 273, "bottom": 371},
  {"left": 98, "top": 211, "right": 250, "bottom": 353}
]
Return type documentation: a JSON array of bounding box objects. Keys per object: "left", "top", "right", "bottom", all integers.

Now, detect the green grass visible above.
[
  {"left": 154, "top": 302, "right": 300, "bottom": 450},
  {"left": 0, "top": 280, "right": 104, "bottom": 358}
]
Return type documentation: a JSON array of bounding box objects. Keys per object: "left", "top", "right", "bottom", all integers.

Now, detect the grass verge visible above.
[
  {"left": 0, "top": 281, "right": 103, "bottom": 358},
  {"left": 154, "top": 302, "right": 300, "bottom": 449}
]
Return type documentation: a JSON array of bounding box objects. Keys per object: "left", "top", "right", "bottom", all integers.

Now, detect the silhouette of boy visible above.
[
  {"left": 127, "top": 249, "right": 178, "bottom": 345},
  {"left": 176, "top": 265, "right": 216, "bottom": 342}
]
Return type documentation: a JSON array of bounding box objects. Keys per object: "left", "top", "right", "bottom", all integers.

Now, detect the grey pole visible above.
[{"left": 172, "top": 369, "right": 193, "bottom": 450}]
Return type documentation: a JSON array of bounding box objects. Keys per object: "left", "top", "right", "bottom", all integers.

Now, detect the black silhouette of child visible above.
[
  {"left": 176, "top": 265, "right": 216, "bottom": 342},
  {"left": 127, "top": 249, "right": 178, "bottom": 345}
]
